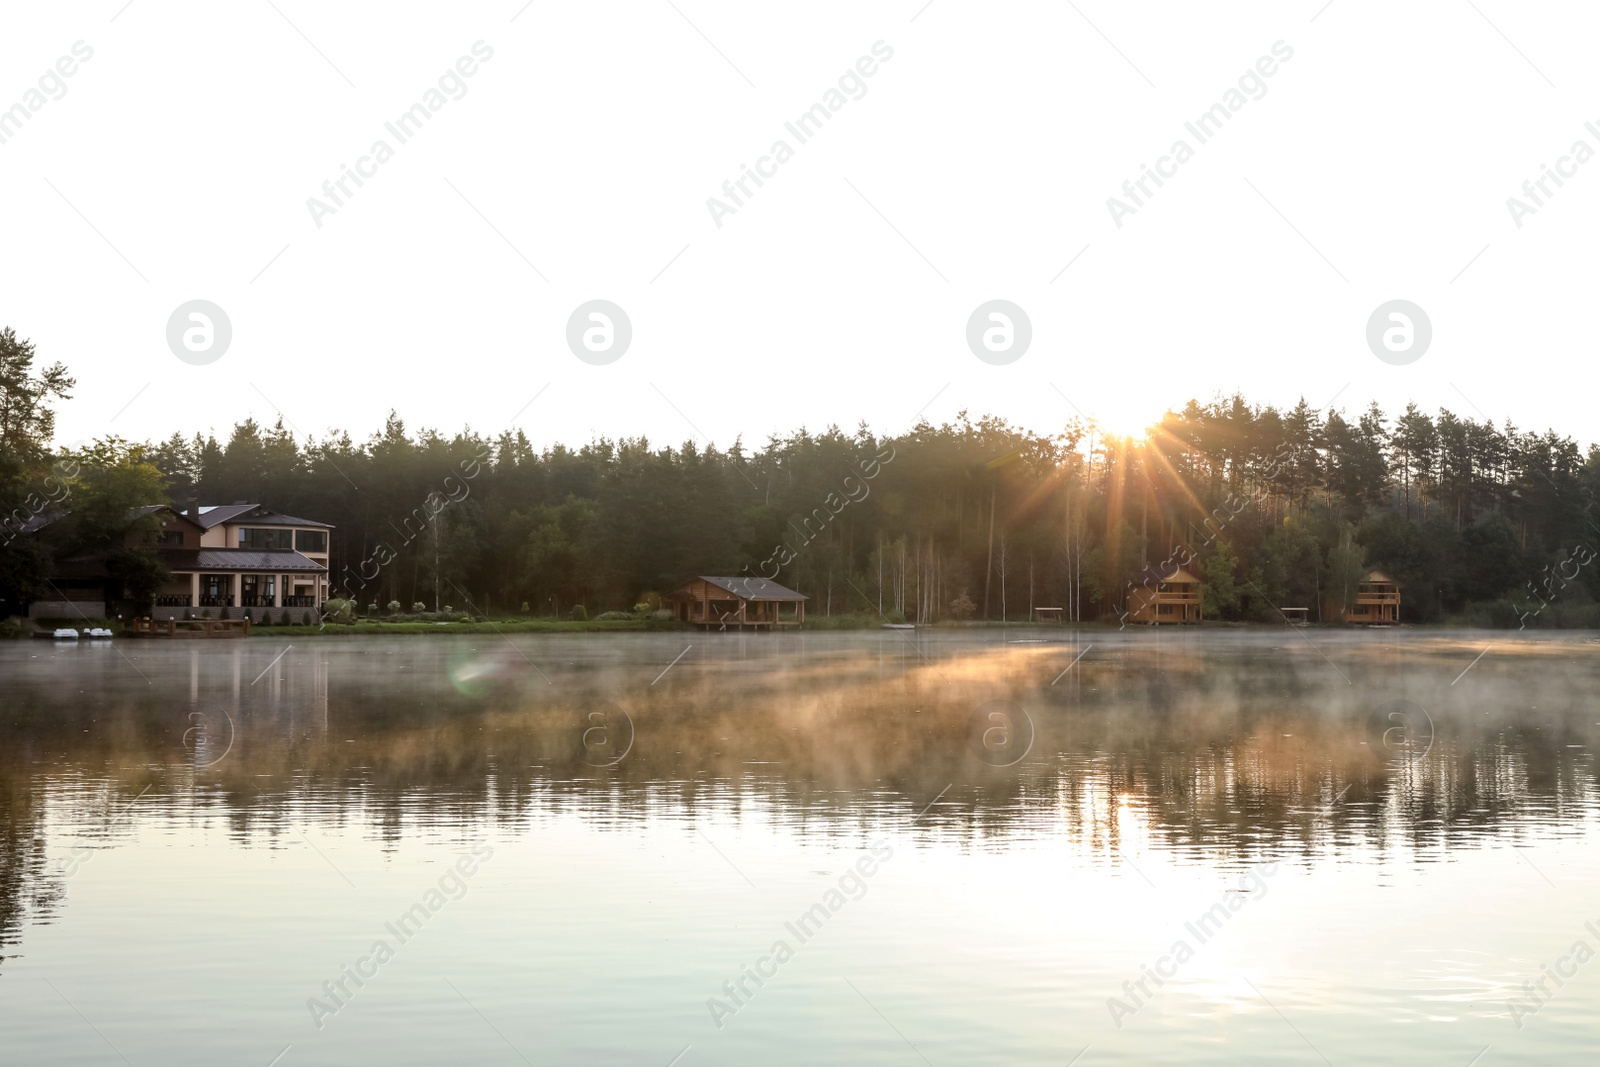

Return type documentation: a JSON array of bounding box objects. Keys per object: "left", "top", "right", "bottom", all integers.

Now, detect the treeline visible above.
[{"left": 3, "top": 329, "right": 1599, "bottom": 624}]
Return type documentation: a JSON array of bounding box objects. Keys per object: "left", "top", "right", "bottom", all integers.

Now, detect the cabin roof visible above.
[
  {"left": 1364, "top": 569, "right": 1398, "bottom": 584},
  {"left": 686, "top": 576, "right": 809, "bottom": 601}
]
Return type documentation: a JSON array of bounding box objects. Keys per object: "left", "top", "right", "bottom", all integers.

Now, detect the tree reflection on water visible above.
[{"left": 2, "top": 631, "right": 1596, "bottom": 970}]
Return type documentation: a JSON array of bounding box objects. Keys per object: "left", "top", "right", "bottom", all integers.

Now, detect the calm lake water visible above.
[{"left": 2, "top": 629, "right": 1598, "bottom": 1065}]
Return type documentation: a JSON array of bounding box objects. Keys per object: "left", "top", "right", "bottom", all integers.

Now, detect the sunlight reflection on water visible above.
[{"left": 1, "top": 630, "right": 1596, "bottom": 1065}]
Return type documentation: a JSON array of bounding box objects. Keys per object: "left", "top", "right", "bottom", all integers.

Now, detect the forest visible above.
[{"left": 4, "top": 326, "right": 1599, "bottom": 626}]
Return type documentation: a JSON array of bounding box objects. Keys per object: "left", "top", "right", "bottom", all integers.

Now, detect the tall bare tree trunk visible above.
[{"left": 983, "top": 485, "right": 995, "bottom": 619}]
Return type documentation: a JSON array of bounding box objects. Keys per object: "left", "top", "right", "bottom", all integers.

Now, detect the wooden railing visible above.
[{"left": 126, "top": 617, "right": 252, "bottom": 637}]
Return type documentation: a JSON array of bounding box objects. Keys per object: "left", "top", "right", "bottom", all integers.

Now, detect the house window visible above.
[
  {"left": 295, "top": 529, "right": 328, "bottom": 553},
  {"left": 161, "top": 531, "right": 184, "bottom": 545},
  {"left": 239, "top": 528, "right": 292, "bottom": 550},
  {"left": 241, "top": 575, "right": 276, "bottom": 606}
]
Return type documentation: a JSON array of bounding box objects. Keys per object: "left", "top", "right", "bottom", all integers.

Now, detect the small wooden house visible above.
[
  {"left": 1127, "top": 564, "right": 1202, "bottom": 624},
  {"left": 1344, "top": 569, "right": 1400, "bottom": 624},
  {"left": 661, "top": 576, "right": 807, "bottom": 630}
]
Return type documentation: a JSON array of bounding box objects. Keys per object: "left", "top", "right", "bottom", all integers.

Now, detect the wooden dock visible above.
[{"left": 125, "top": 618, "right": 252, "bottom": 638}]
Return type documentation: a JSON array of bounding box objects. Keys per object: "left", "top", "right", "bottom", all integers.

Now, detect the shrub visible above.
[
  {"left": 633, "top": 602, "right": 652, "bottom": 614},
  {"left": 0, "top": 616, "right": 33, "bottom": 639},
  {"left": 412, "top": 601, "right": 426, "bottom": 613},
  {"left": 443, "top": 604, "right": 453, "bottom": 614},
  {"left": 322, "top": 598, "right": 355, "bottom": 624},
  {"left": 220, "top": 606, "right": 230, "bottom": 620},
  {"left": 387, "top": 600, "right": 401, "bottom": 614},
  {"left": 570, "top": 605, "right": 588, "bottom": 621},
  {"left": 367, "top": 602, "right": 378, "bottom": 615},
  {"left": 595, "top": 610, "right": 633, "bottom": 621},
  {"left": 302, "top": 611, "right": 312, "bottom": 626},
  {"left": 459, "top": 613, "right": 472, "bottom": 623},
  {"left": 650, "top": 609, "right": 673, "bottom": 621},
  {"left": 946, "top": 593, "right": 976, "bottom": 621}
]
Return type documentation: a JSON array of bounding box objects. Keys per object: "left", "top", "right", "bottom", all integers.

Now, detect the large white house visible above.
[{"left": 31, "top": 503, "right": 333, "bottom": 621}]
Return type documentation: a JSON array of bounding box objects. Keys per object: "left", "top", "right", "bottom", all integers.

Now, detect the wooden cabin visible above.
[
  {"left": 1127, "top": 564, "right": 1202, "bottom": 624},
  {"left": 661, "top": 576, "right": 807, "bottom": 630},
  {"left": 1345, "top": 570, "right": 1400, "bottom": 624}
]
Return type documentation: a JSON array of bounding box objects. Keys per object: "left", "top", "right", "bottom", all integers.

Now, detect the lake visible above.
[{"left": 1, "top": 629, "right": 1597, "bottom": 1065}]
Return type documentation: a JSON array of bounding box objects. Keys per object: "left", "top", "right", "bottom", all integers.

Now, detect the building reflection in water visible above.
[{"left": 1, "top": 633, "right": 1597, "bottom": 969}]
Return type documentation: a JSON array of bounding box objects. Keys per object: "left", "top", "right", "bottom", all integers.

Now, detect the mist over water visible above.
[{"left": 2, "top": 630, "right": 1597, "bottom": 1065}]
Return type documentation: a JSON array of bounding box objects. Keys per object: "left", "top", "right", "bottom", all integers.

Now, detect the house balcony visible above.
[{"left": 1355, "top": 592, "right": 1400, "bottom": 603}]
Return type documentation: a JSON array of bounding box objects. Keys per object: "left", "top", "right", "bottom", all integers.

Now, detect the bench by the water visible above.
[{"left": 125, "top": 617, "right": 252, "bottom": 638}]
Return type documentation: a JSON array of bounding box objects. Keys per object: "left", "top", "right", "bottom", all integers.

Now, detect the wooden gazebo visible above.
[
  {"left": 1126, "top": 563, "right": 1202, "bottom": 624},
  {"left": 1346, "top": 570, "right": 1401, "bottom": 624},
  {"left": 661, "top": 576, "right": 807, "bottom": 630}
]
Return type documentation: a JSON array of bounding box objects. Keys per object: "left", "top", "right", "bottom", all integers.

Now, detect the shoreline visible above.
[{"left": 12, "top": 617, "right": 1598, "bottom": 638}]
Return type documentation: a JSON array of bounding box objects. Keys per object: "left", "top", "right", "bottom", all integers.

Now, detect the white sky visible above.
[{"left": 2, "top": 1, "right": 1594, "bottom": 454}]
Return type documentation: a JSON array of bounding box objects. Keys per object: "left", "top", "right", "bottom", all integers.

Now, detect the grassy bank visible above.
[{"left": 11, "top": 615, "right": 1600, "bottom": 639}]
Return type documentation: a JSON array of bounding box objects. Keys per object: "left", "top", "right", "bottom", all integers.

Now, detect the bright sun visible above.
[{"left": 1089, "top": 408, "right": 1156, "bottom": 441}]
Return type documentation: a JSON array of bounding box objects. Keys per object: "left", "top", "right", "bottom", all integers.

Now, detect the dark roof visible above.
[
  {"left": 696, "top": 576, "right": 808, "bottom": 601},
  {"left": 227, "top": 509, "right": 332, "bottom": 529},
  {"left": 17, "top": 509, "right": 64, "bottom": 535},
  {"left": 22, "top": 504, "right": 164, "bottom": 536},
  {"left": 192, "top": 504, "right": 257, "bottom": 527},
  {"left": 158, "top": 548, "right": 328, "bottom": 573},
  {"left": 184, "top": 504, "right": 332, "bottom": 529}
]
